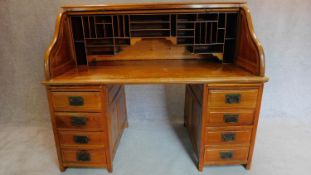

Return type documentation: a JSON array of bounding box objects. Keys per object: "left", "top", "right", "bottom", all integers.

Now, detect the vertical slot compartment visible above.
[
  {"left": 124, "top": 15, "right": 130, "bottom": 37},
  {"left": 71, "top": 16, "right": 84, "bottom": 41},
  {"left": 226, "top": 13, "right": 238, "bottom": 38},
  {"left": 82, "top": 16, "right": 97, "bottom": 38},
  {"left": 218, "top": 13, "right": 226, "bottom": 28},
  {"left": 217, "top": 29, "right": 225, "bottom": 43},
  {"left": 195, "top": 23, "right": 201, "bottom": 44},
  {"left": 211, "top": 22, "right": 218, "bottom": 43},
  {"left": 82, "top": 16, "right": 90, "bottom": 38},
  {"left": 171, "top": 14, "right": 176, "bottom": 36},
  {"left": 96, "top": 24, "right": 113, "bottom": 38},
  {"left": 89, "top": 17, "right": 96, "bottom": 38},
  {"left": 113, "top": 15, "right": 130, "bottom": 38},
  {"left": 74, "top": 42, "right": 87, "bottom": 65},
  {"left": 223, "top": 39, "right": 236, "bottom": 63},
  {"left": 114, "top": 15, "right": 126, "bottom": 38}
]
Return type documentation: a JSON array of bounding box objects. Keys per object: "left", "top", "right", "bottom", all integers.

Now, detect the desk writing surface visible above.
[{"left": 44, "top": 59, "right": 268, "bottom": 85}]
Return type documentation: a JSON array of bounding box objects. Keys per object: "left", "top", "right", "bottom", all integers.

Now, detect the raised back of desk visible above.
[{"left": 43, "top": 2, "right": 267, "bottom": 172}]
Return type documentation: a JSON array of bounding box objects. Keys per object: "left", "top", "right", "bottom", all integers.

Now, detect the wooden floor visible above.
[{"left": 44, "top": 60, "right": 268, "bottom": 85}]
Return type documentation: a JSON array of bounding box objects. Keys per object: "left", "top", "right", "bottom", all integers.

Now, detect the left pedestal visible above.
[{"left": 46, "top": 85, "right": 128, "bottom": 173}]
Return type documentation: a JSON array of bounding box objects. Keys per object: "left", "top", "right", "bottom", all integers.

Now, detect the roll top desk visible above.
[{"left": 43, "top": 1, "right": 268, "bottom": 173}]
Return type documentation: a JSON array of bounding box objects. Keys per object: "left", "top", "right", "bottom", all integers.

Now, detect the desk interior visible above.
[{"left": 45, "top": 59, "right": 267, "bottom": 85}]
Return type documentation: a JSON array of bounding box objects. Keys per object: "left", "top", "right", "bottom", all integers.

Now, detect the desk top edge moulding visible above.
[{"left": 43, "top": 1, "right": 268, "bottom": 173}]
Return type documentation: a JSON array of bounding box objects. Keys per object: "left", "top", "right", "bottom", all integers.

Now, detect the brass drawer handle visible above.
[
  {"left": 222, "top": 133, "right": 236, "bottom": 142},
  {"left": 225, "top": 94, "right": 240, "bottom": 104},
  {"left": 76, "top": 151, "right": 90, "bottom": 161},
  {"left": 68, "top": 96, "right": 84, "bottom": 106},
  {"left": 223, "top": 114, "right": 239, "bottom": 123},
  {"left": 74, "top": 135, "right": 89, "bottom": 144},
  {"left": 220, "top": 151, "right": 233, "bottom": 160},
  {"left": 70, "top": 116, "right": 88, "bottom": 127}
]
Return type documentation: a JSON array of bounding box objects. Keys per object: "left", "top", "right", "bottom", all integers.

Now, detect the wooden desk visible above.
[{"left": 43, "top": 1, "right": 268, "bottom": 173}]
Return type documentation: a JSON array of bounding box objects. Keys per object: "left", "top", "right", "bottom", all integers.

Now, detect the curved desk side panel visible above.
[
  {"left": 44, "top": 11, "right": 76, "bottom": 80},
  {"left": 236, "top": 6, "right": 265, "bottom": 76}
]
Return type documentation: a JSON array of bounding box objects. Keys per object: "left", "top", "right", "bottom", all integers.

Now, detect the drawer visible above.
[
  {"left": 55, "top": 113, "right": 106, "bottom": 131},
  {"left": 59, "top": 131, "right": 106, "bottom": 147},
  {"left": 208, "top": 89, "right": 258, "bottom": 108},
  {"left": 61, "top": 148, "right": 107, "bottom": 165},
  {"left": 51, "top": 91, "right": 103, "bottom": 112},
  {"left": 206, "top": 109, "right": 255, "bottom": 126},
  {"left": 204, "top": 147, "right": 249, "bottom": 164},
  {"left": 205, "top": 128, "right": 252, "bottom": 145}
]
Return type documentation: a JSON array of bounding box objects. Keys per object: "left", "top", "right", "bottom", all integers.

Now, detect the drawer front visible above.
[
  {"left": 205, "top": 128, "right": 252, "bottom": 145},
  {"left": 59, "top": 131, "right": 106, "bottom": 147},
  {"left": 55, "top": 113, "right": 106, "bottom": 131},
  {"left": 208, "top": 89, "right": 258, "bottom": 108},
  {"left": 61, "top": 149, "right": 107, "bottom": 165},
  {"left": 207, "top": 109, "right": 255, "bottom": 126},
  {"left": 204, "top": 147, "right": 249, "bottom": 163},
  {"left": 51, "top": 92, "right": 102, "bottom": 112}
]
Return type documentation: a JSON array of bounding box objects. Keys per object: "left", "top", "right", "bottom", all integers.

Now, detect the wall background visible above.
[{"left": 0, "top": 0, "right": 310, "bottom": 124}]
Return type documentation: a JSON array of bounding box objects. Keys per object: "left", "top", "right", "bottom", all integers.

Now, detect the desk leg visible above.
[
  {"left": 59, "top": 165, "right": 66, "bottom": 172},
  {"left": 107, "top": 164, "right": 113, "bottom": 173}
]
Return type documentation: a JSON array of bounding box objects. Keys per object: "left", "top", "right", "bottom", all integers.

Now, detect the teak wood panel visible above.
[
  {"left": 55, "top": 112, "right": 106, "bottom": 131},
  {"left": 206, "top": 108, "right": 255, "bottom": 126},
  {"left": 184, "top": 85, "right": 203, "bottom": 157},
  {"left": 51, "top": 91, "right": 103, "bottom": 112},
  {"left": 208, "top": 89, "right": 258, "bottom": 108},
  {"left": 205, "top": 127, "right": 252, "bottom": 145},
  {"left": 59, "top": 131, "right": 106, "bottom": 147},
  {"left": 107, "top": 85, "right": 128, "bottom": 161},
  {"left": 204, "top": 146, "right": 249, "bottom": 164}
]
